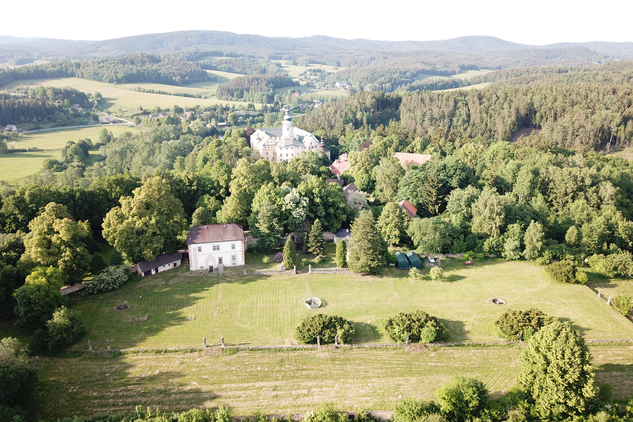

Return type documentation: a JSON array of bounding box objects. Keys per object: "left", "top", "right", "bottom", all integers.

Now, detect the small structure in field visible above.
[
  {"left": 137, "top": 252, "right": 182, "bottom": 277},
  {"left": 406, "top": 252, "right": 422, "bottom": 269},
  {"left": 305, "top": 297, "right": 322, "bottom": 308},
  {"left": 396, "top": 252, "right": 410, "bottom": 270}
]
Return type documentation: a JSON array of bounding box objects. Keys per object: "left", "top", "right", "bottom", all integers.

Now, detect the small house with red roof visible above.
[{"left": 399, "top": 200, "right": 418, "bottom": 218}]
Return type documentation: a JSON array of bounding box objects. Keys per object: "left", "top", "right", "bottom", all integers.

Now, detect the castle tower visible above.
[{"left": 282, "top": 111, "right": 294, "bottom": 140}]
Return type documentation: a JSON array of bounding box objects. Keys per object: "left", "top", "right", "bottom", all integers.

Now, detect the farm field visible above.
[
  {"left": 271, "top": 61, "right": 341, "bottom": 78},
  {"left": 0, "top": 150, "right": 62, "bottom": 185},
  {"left": 35, "top": 344, "right": 633, "bottom": 420},
  {"left": 2, "top": 74, "right": 249, "bottom": 118},
  {"left": 60, "top": 260, "right": 633, "bottom": 352},
  {"left": 415, "top": 69, "right": 491, "bottom": 82}
]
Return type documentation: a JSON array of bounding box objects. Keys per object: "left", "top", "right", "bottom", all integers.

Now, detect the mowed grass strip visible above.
[
  {"left": 11, "top": 125, "right": 142, "bottom": 150},
  {"left": 67, "top": 260, "right": 633, "bottom": 351},
  {"left": 35, "top": 344, "right": 633, "bottom": 420}
]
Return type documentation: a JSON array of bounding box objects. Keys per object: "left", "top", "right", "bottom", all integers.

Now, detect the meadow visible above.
[
  {"left": 2, "top": 73, "right": 248, "bottom": 118},
  {"left": 65, "top": 259, "right": 633, "bottom": 352},
  {"left": 0, "top": 125, "right": 142, "bottom": 184},
  {"left": 35, "top": 344, "right": 633, "bottom": 419}
]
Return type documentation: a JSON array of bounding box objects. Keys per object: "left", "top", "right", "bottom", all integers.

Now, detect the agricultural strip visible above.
[{"left": 35, "top": 344, "right": 633, "bottom": 420}]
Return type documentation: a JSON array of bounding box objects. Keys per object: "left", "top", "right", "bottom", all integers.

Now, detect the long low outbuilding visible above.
[
  {"left": 137, "top": 252, "right": 182, "bottom": 277},
  {"left": 396, "top": 252, "right": 410, "bottom": 270},
  {"left": 406, "top": 252, "right": 423, "bottom": 269}
]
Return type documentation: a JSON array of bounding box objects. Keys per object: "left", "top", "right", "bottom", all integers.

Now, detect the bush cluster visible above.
[
  {"left": 294, "top": 314, "right": 355, "bottom": 344},
  {"left": 612, "top": 294, "right": 632, "bottom": 316},
  {"left": 494, "top": 308, "right": 551, "bottom": 341},
  {"left": 84, "top": 265, "right": 129, "bottom": 294},
  {"left": 384, "top": 310, "right": 447, "bottom": 343},
  {"left": 31, "top": 306, "right": 86, "bottom": 353},
  {"left": 544, "top": 260, "right": 587, "bottom": 284}
]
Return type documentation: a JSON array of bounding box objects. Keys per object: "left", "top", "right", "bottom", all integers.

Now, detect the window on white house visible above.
[
  {"left": 231, "top": 255, "right": 236, "bottom": 264},
  {"left": 212, "top": 245, "right": 220, "bottom": 251},
  {"left": 197, "top": 246, "right": 202, "bottom": 252},
  {"left": 231, "top": 244, "right": 236, "bottom": 250}
]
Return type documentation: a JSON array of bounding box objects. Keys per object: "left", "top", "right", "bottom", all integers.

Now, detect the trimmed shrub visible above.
[
  {"left": 495, "top": 308, "right": 551, "bottom": 341},
  {"left": 335, "top": 240, "right": 347, "bottom": 268},
  {"left": 84, "top": 265, "right": 129, "bottom": 294},
  {"left": 429, "top": 267, "right": 443, "bottom": 281},
  {"left": 393, "top": 398, "right": 441, "bottom": 422},
  {"left": 544, "top": 260, "right": 586, "bottom": 284},
  {"left": 273, "top": 252, "right": 283, "bottom": 263},
  {"left": 384, "top": 310, "right": 447, "bottom": 343},
  {"left": 612, "top": 294, "right": 632, "bottom": 316},
  {"left": 295, "top": 314, "right": 355, "bottom": 344},
  {"left": 262, "top": 256, "right": 271, "bottom": 264}
]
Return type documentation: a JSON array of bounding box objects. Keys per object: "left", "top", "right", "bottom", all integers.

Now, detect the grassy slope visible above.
[
  {"left": 2, "top": 73, "right": 247, "bottom": 118},
  {"left": 35, "top": 344, "right": 633, "bottom": 420},
  {"left": 63, "top": 260, "right": 633, "bottom": 352}
]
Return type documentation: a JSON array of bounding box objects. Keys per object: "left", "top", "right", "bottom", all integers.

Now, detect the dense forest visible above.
[
  {"left": 0, "top": 86, "right": 92, "bottom": 126},
  {"left": 0, "top": 54, "right": 211, "bottom": 88},
  {"left": 216, "top": 74, "right": 299, "bottom": 103}
]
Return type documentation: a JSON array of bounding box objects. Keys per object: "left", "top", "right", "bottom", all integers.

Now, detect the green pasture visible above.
[
  {"left": 61, "top": 260, "right": 633, "bottom": 352},
  {"left": 0, "top": 150, "right": 62, "bottom": 184},
  {"left": 11, "top": 125, "right": 142, "bottom": 150},
  {"left": 0, "top": 126, "right": 142, "bottom": 184},
  {"left": 35, "top": 344, "right": 633, "bottom": 419},
  {"left": 415, "top": 69, "right": 491, "bottom": 82},
  {"left": 2, "top": 75, "right": 249, "bottom": 118},
  {"left": 443, "top": 82, "right": 492, "bottom": 92}
]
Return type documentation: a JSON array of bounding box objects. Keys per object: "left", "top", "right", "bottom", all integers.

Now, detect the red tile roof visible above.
[
  {"left": 399, "top": 200, "right": 418, "bottom": 218},
  {"left": 330, "top": 159, "right": 350, "bottom": 175}
]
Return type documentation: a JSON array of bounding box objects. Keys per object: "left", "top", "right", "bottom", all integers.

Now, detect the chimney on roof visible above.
[{"left": 224, "top": 225, "right": 227, "bottom": 227}]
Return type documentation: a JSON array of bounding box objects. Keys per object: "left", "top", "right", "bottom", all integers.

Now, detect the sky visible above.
[{"left": 3, "top": 0, "right": 633, "bottom": 46}]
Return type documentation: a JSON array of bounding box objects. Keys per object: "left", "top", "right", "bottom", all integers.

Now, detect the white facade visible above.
[
  {"left": 250, "top": 111, "right": 325, "bottom": 162},
  {"left": 188, "top": 240, "right": 245, "bottom": 271}
]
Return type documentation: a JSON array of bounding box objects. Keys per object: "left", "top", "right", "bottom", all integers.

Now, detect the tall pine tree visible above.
[
  {"left": 282, "top": 235, "right": 297, "bottom": 270},
  {"left": 335, "top": 240, "right": 347, "bottom": 268},
  {"left": 307, "top": 219, "right": 325, "bottom": 256},
  {"left": 348, "top": 210, "right": 387, "bottom": 275}
]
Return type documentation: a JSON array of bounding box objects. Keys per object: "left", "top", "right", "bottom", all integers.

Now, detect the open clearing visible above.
[
  {"left": 2, "top": 74, "right": 249, "bottom": 118},
  {"left": 271, "top": 61, "right": 341, "bottom": 78},
  {"left": 35, "top": 344, "right": 633, "bottom": 420},
  {"left": 62, "top": 260, "right": 633, "bottom": 352},
  {"left": 0, "top": 126, "right": 142, "bottom": 184}
]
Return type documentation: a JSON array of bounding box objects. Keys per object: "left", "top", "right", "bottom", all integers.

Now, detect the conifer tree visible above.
[
  {"left": 307, "top": 219, "right": 325, "bottom": 256},
  {"left": 282, "top": 235, "right": 297, "bottom": 270},
  {"left": 335, "top": 240, "right": 347, "bottom": 268},
  {"left": 348, "top": 210, "right": 387, "bottom": 275}
]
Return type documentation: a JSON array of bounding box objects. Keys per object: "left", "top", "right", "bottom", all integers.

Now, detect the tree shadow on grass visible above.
[
  {"left": 445, "top": 274, "right": 466, "bottom": 283},
  {"left": 594, "top": 363, "right": 633, "bottom": 400},
  {"left": 37, "top": 353, "right": 216, "bottom": 420},
  {"left": 442, "top": 319, "right": 468, "bottom": 342},
  {"left": 354, "top": 321, "right": 381, "bottom": 343}
]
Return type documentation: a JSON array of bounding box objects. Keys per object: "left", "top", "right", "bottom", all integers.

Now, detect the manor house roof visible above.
[{"left": 187, "top": 224, "right": 245, "bottom": 244}]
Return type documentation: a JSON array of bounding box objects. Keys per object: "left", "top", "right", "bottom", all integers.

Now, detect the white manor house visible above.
[{"left": 250, "top": 111, "right": 329, "bottom": 161}]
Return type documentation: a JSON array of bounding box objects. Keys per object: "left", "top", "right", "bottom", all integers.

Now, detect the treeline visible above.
[
  {"left": 0, "top": 54, "right": 211, "bottom": 88},
  {"left": 216, "top": 74, "right": 299, "bottom": 103},
  {"left": 198, "top": 57, "right": 282, "bottom": 75},
  {"left": 130, "top": 86, "right": 204, "bottom": 98},
  {"left": 299, "top": 80, "right": 633, "bottom": 151},
  {"left": 0, "top": 86, "right": 91, "bottom": 127}
]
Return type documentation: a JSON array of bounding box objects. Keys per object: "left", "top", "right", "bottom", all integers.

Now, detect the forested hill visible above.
[
  {"left": 298, "top": 61, "right": 633, "bottom": 152},
  {"left": 2, "top": 31, "right": 633, "bottom": 67}
]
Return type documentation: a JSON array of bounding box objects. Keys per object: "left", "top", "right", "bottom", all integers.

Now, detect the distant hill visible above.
[{"left": 1, "top": 31, "right": 632, "bottom": 67}]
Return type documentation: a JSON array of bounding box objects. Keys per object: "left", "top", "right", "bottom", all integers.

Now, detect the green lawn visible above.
[
  {"left": 60, "top": 260, "right": 633, "bottom": 352},
  {"left": 34, "top": 344, "right": 633, "bottom": 420}
]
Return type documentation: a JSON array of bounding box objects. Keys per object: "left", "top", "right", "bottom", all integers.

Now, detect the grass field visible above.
[
  {"left": 2, "top": 74, "right": 249, "bottom": 118},
  {"left": 0, "top": 150, "right": 62, "bottom": 185},
  {"left": 0, "top": 126, "right": 143, "bottom": 184},
  {"left": 271, "top": 61, "right": 341, "bottom": 78},
  {"left": 34, "top": 344, "right": 633, "bottom": 420},
  {"left": 58, "top": 260, "right": 633, "bottom": 352}
]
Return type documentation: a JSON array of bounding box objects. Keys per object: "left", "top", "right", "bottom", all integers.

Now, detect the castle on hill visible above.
[{"left": 250, "top": 111, "right": 330, "bottom": 162}]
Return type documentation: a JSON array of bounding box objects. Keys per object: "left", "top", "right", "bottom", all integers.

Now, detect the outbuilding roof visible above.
[
  {"left": 399, "top": 200, "right": 418, "bottom": 218},
  {"left": 187, "top": 224, "right": 245, "bottom": 245},
  {"left": 137, "top": 252, "right": 181, "bottom": 273}
]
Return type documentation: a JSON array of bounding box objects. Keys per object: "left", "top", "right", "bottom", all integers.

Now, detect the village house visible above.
[
  {"left": 187, "top": 223, "right": 246, "bottom": 272},
  {"left": 250, "top": 111, "right": 327, "bottom": 162},
  {"left": 329, "top": 153, "right": 350, "bottom": 177},
  {"left": 137, "top": 252, "right": 182, "bottom": 277},
  {"left": 399, "top": 200, "right": 418, "bottom": 218}
]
